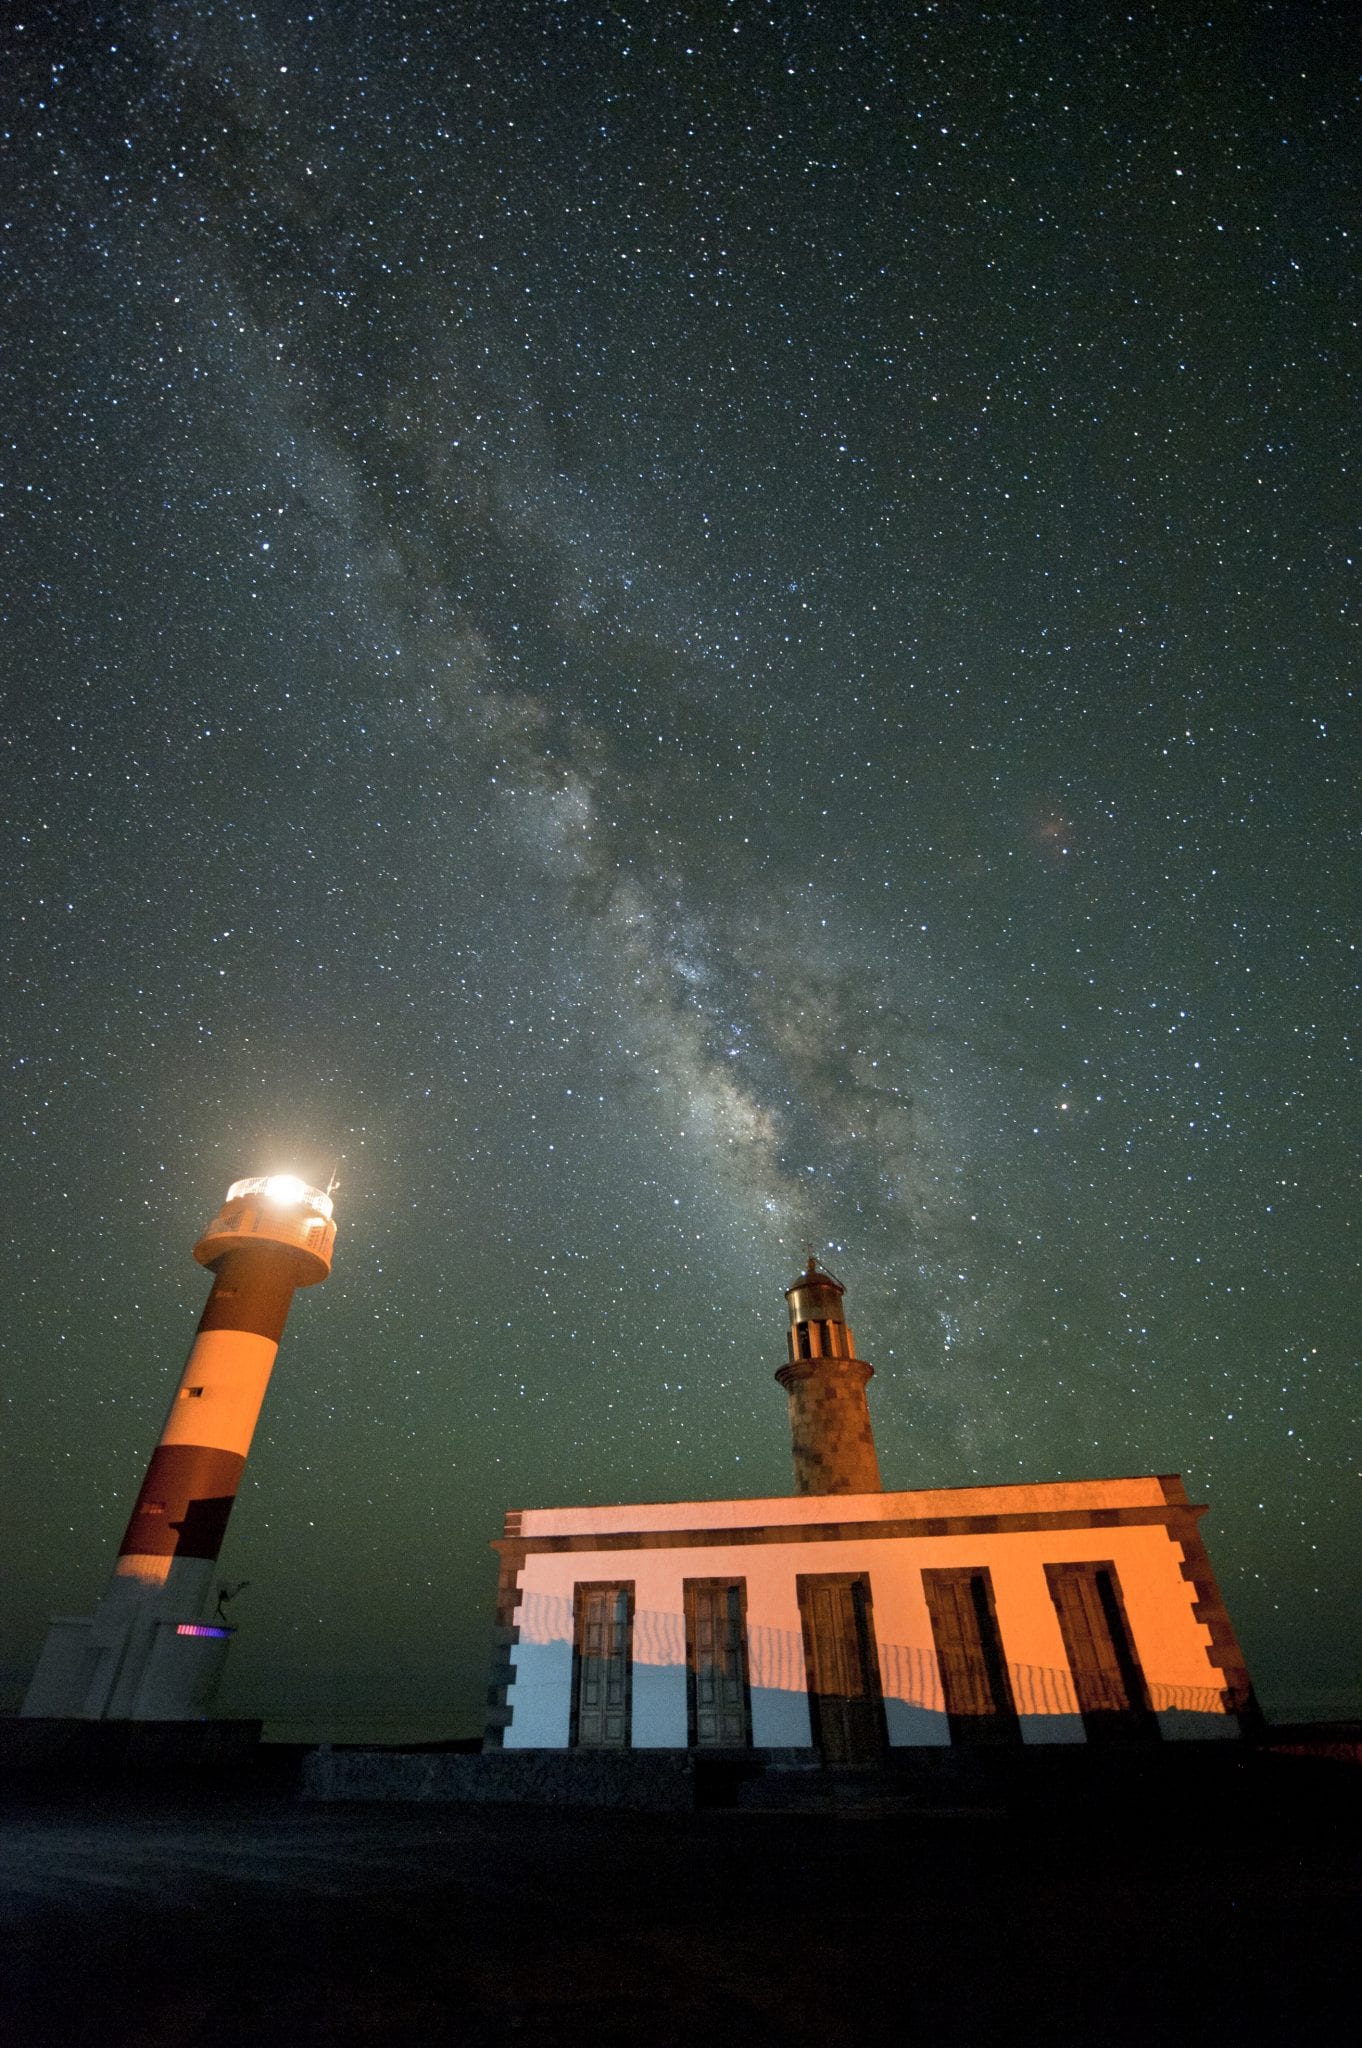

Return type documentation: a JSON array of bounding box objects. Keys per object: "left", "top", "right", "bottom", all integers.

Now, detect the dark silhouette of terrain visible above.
[{"left": 1, "top": 1749, "right": 1357, "bottom": 2045}]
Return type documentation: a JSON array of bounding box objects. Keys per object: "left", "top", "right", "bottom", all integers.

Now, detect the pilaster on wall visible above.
[
  {"left": 1156, "top": 1475, "right": 1261, "bottom": 1731},
  {"left": 484, "top": 1516, "right": 526, "bottom": 1750}
]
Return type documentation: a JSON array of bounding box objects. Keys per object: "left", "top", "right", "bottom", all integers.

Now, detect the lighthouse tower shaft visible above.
[
  {"left": 23, "top": 1176, "right": 336, "bottom": 1722},
  {"left": 775, "top": 1258, "right": 882, "bottom": 1495}
]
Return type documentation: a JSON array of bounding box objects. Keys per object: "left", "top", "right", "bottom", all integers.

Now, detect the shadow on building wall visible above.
[{"left": 503, "top": 1592, "right": 1233, "bottom": 1749}]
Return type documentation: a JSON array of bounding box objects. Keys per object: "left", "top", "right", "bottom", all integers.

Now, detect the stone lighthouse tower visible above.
[
  {"left": 23, "top": 1173, "right": 336, "bottom": 1721},
  {"left": 775, "top": 1256, "right": 881, "bottom": 1495}
]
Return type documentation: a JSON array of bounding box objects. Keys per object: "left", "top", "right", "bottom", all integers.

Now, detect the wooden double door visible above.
[
  {"left": 686, "top": 1579, "right": 752, "bottom": 1748},
  {"left": 797, "top": 1573, "right": 887, "bottom": 1767},
  {"left": 571, "top": 1582, "right": 633, "bottom": 1748},
  {"left": 1045, "top": 1562, "right": 1158, "bottom": 1741},
  {"left": 921, "top": 1567, "right": 1021, "bottom": 1744}
]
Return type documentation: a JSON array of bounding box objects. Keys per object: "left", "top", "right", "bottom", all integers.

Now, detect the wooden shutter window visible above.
[{"left": 570, "top": 1581, "right": 634, "bottom": 1749}]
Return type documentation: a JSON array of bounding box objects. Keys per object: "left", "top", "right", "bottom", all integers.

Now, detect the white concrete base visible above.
[
  {"left": 21, "top": 1618, "right": 99, "bottom": 1718},
  {"left": 21, "top": 1612, "right": 233, "bottom": 1720}
]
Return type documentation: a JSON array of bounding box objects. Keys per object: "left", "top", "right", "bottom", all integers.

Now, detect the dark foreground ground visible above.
[{"left": 1, "top": 1754, "right": 1357, "bottom": 2046}]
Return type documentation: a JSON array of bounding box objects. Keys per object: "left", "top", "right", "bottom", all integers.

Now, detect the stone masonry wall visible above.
[{"left": 776, "top": 1357, "right": 881, "bottom": 1494}]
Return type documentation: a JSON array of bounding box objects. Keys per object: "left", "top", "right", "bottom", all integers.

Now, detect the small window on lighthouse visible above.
[
  {"left": 796, "top": 1322, "right": 812, "bottom": 1358},
  {"left": 179, "top": 1386, "right": 204, "bottom": 1400}
]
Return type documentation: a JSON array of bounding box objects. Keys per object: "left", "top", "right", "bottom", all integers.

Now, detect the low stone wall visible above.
[
  {"left": 302, "top": 1746, "right": 697, "bottom": 1813},
  {"left": 301, "top": 1741, "right": 1259, "bottom": 1817}
]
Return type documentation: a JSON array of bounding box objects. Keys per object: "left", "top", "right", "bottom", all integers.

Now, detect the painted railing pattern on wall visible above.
[{"left": 512, "top": 1591, "right": 1226, "bottom": 1717}]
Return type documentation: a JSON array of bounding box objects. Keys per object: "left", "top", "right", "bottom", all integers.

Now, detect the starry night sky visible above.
[{"left": 3, "top": 2, "right": 1357, "bottom": 1737}]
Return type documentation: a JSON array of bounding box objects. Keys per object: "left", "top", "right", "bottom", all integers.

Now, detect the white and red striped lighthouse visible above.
[{"left": 23, "top": 1174, "right": 336, "bottom": 1722}]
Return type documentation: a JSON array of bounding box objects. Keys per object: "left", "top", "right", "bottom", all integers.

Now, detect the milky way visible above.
[{"left": 3, "top": 4, "right": 1356, "bottom": 1734}]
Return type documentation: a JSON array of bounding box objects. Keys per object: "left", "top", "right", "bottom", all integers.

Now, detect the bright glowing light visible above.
[
  {"left": 175, "top": 1623, "right": 231, "bottom": 1639},
  {"left": 225, "top": 1175, "right": 334, "bottom": 1218}
]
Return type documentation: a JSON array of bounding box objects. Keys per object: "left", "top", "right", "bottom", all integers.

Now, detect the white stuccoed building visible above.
[{"left": 485, "top": 1260, "right": 1255, "bottom": 1761}]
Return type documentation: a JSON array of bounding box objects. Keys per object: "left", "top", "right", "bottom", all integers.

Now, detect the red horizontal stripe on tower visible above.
[
  {"left": 196, "top": 1247, "right": 306, "bottom": 1343},
  {"left": 117, "top": 1443, "right": 247, "bottom": 1559}
]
